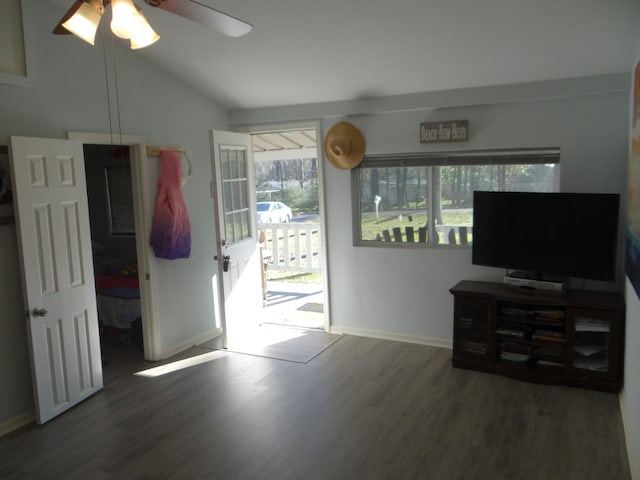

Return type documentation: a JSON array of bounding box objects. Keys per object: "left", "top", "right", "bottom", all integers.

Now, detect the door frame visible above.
[
  {"left": 67, "top": 131, "right": 160, "bottom": 361},
  {"left": 239, "top": 121, "right": 331, "bottom": 331}
]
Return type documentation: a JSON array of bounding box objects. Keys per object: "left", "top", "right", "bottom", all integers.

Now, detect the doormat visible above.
[
  {"left": 297, "top": 302, "right": 324, "bottom": 313},
  {"left": 216, "top": 325, "right": 342, "bottom": 363}
]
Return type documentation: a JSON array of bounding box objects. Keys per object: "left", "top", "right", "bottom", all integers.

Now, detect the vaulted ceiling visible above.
[{"left": 48, "top": 0, "right": 640, "bottom": 110}]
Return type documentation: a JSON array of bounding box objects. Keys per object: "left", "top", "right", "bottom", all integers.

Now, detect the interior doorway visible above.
[{"left": 83, "top": 144, "right": 144, "bottom": 381}]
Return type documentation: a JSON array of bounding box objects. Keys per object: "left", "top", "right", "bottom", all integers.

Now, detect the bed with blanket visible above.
[
  {"left": 95, "top": 271, "right": 140, "bottom": 330},
  {"left": 92, "top": 240, "right": 141, "bottom": 331}
]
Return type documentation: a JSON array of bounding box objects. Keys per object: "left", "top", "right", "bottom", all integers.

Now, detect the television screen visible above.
[{"left": 472, "top": 191, "right": 620, "bottom": 282}]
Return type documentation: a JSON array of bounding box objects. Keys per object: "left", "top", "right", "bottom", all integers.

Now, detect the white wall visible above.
[
  {"left": 0, "top": 0, "right": 227, "bottom": 428},
  {"left": 233, "top": 82, "right": 630, "bottom": 343},
  {"left": 619, "top": 35, "right": 640, "bottom": 480}
]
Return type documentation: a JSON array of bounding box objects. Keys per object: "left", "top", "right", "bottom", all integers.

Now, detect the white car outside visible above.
[{"left": 256, "top": 201, "right": 292, "bottom": 223}]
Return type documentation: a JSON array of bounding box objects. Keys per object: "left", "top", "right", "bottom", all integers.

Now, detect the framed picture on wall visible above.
[
  {"left": 627, "top": 61, "right": 640, "bottom": 299},
  {"left": 0, "top": 145, "right": 15, "bottom": 225},
  {"left": 0, "top": 0, "right": 36, "bottom": 88}
]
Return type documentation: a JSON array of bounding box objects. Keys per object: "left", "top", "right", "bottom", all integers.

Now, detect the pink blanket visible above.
[{"left": 149, "top": 149, "right": 191, "bottom": 259}]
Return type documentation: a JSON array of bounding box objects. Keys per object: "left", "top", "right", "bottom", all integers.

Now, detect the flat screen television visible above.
[{"left": 471, "top": 191, "right": 620, "bottom": 282}]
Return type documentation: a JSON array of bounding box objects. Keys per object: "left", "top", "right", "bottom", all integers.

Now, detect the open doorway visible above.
[
  {"left": 203, "top": 125, "right": 338, "bottom": 362},
  {"left": 211, "top": 125, "right": 336, "bottom": 362},
  {"left": 252, "top": 128, "right": 327, "bottom": 332},
  {"left": 83, "top": 144, "right": 144, "bottom": 381}
]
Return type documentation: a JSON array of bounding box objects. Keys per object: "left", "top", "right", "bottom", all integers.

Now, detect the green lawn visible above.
[{"left": 360, "top": 209, "right": 472, "bottom": 242}]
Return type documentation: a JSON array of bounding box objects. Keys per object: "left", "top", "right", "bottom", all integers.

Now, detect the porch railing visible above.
[
  {"left": 258, "top": 222, "right": 322, "bottom": 272},
  {"left": 378, "top": 224, "right": 473, "bottom": 245}
]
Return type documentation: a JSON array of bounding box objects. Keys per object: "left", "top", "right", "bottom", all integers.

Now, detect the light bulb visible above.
[
  {"left": 130, "top": 19, "right": 160, "bottom": 49},
  {"left": 62, "top": 1, "right": 103, "bottom": 45},
  {"left": 110, "top": 0, "right": 139, "bottom": 39}
]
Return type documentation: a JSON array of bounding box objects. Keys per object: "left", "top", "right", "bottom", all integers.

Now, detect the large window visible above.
[{"left": 352, "top": 148, "right": 559, "bottom": 247}]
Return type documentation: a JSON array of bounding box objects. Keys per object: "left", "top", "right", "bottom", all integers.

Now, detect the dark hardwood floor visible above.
[{"left": 0, "top": 335, "right": 631, "bottom": 479}]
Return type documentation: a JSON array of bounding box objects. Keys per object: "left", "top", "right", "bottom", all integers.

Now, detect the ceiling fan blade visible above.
[{"left": 144, "top": 0, "right": 253, "bottom": 38}]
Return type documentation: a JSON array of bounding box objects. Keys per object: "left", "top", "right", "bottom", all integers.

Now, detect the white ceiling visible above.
[{"left": 48, "top": 0, "right": 640, "bottom": 110}]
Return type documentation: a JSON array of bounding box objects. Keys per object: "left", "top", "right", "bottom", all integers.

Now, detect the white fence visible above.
[{"left": 258, "top": 222, "right": 322, "bottom": 272}]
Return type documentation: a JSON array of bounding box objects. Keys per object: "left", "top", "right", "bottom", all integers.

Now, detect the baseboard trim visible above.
[
  {"left": 0, "top": 410, "right": 35, "bottom": 437},
  {"left": 157, "top": 328, "right": 222, "bottom": 360},
  {"left": 619, "top": 391, "right": 639, "bottom": 480},
  {"left": 328, "top": 326, "right": 452, "bottom": 350}
]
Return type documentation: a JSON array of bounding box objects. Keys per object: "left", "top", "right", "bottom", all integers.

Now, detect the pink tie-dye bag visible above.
[{"left": 149, "top": 149, "right": 191, "bottom": 259}]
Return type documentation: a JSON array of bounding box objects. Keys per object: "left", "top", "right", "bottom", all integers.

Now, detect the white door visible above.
[
  {"left": 210, "top": 130, "right": 262, "bottom": 347},
  {"left": 9, "top": 136, "right": 103, "bottom": 424}
]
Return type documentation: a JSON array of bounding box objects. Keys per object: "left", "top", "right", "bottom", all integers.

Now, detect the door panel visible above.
[
  {"left": 10, "top": 136, "right": 102, "bottom": 424},
  {"left": 210, "top": 130, "right": 261, "bottom": 347}
]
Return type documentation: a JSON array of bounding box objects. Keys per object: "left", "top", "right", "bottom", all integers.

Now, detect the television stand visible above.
[{"left": 450, "top": 280, "right": 625, "bottom": 393}]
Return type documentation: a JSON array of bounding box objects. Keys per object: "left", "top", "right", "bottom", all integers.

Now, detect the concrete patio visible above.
[{"left": 260, "top": 281, "right": 325, "bottom": 330}]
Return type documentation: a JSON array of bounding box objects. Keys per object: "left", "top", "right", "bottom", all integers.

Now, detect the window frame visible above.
[
  {"left": 351, "top": 147, "right": 560, "bottom": 248},
  {"left": 104, "top": 164, "right": 136, "bottom": 237}
]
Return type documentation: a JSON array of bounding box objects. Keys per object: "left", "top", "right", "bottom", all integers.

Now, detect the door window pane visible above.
[
  {"left": 232, "top": 181, "right": 241, "bottom": 212},
  {"left": 240, "top": 210, "right": 250, "bottom": 239},
  {"left": 240, "top": 182, "right": 247, "bottom": 209},
  {"left": 220, "top": 145, "right": 251, "bottom": 244},
  {"left": 230, "top": 150, "right": 239, "bottom": 179},
  {"left": 238, "top": 153, "right": 246, "bottom": 178},
  {"left": 223, "top": 180, "right": 233, "bottom": 212},
  {"left": 225, "top": 212, "right": 235, "bottom": 243},
  {"left": 221, "top": 148, "right": 230, "bottom": 180}
]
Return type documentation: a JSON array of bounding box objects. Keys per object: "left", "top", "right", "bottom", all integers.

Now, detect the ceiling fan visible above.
[{"left": 53, "top": 0, "right": 253, "bottom": 49}]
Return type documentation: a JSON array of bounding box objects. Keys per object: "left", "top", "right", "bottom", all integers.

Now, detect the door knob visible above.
[
  {"left": 214, "top": 255, "right": 231, "bottom": 272},
  {"left": 32, "top": 307, "right": 48, "bottom": 317}
]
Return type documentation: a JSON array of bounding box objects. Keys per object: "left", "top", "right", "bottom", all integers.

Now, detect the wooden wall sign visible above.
[{"left": 420, "top": 120, "right": 469, "bottom": 144}]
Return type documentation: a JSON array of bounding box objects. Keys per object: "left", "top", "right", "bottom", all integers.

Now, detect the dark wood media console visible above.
[{"left": 450, "top": 280, "right": 625, "bottom": 393}]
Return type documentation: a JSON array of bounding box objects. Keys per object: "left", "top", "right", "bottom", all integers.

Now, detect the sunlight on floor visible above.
[
  {"left": 134, "top": 350, "right": 226, "bottom": 378},
  {"left": 226, "top": 324, "right": 307, "bottom": 349},
  {"left": 224, "top": 323, "right": 342, "bottom": 363}
]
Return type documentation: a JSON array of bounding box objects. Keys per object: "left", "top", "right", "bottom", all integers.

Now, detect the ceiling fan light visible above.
[
  {"left": 61, "top": 1, "right": 103, "bottom": 45},
  {"left": 130, "top": 21, "right": 160, "bottom": 49},
  {"left": 110, "top": 0, "right": 139, "bottom": 39}
]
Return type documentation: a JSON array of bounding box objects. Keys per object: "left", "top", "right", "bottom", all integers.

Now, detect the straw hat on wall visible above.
[{"left": 324, "top": 121, "right": 366, "bottom": 169}]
